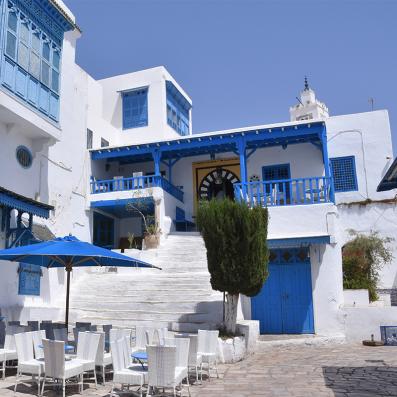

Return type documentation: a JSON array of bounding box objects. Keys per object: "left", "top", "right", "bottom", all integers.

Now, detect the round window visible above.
[{"left": 16, "top": 146, "right": 32, "bottom": 168}]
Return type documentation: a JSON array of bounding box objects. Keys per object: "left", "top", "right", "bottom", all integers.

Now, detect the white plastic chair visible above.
[
  {"left": 146, "top": 344, "right": 191, "bottom": 397},
  {"left": 175, "top": 334, "right": 202, "bottom": 383},
  {"left": 94, "top": 332, "right": 112, "bottom": 385},
  {"left": 0, "top": 333, "right": 17, "bottom": 362},
  {"left": 74, "top": 331, "right": 100, "bottom": 388},
  {"left": 41, "top": 338, "right": 84, "bottom": 397},
  {"left": 32, "top": 330, "right": 46, "bottom": 360},
  {"left": 110, "top": 338, "right": 148, "bottom": 397},
  {"left": 197, "top": 330, "right": 219, "bottom": 381},
  {"left": 14, "top": 332, "right": 44, "bottom": 396},
  {"left": 153, "top": 327, "right": 169, "bottom": 346}
]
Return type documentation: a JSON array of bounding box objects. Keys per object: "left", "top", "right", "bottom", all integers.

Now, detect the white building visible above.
[{"left": 0, "top": 0, "right": 396, "bottom": 340}]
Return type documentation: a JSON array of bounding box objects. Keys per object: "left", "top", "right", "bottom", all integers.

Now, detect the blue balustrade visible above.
[
  {"left": 90, "top": 175, "right": 184, "bottom": 202},
  {"left": 234, "top": 177, "right": 333, "bottom": 208}
]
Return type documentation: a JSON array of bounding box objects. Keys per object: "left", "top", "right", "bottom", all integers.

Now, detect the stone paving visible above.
[{"left": 1, "top": 343, "right": 397, "bottom": 396}]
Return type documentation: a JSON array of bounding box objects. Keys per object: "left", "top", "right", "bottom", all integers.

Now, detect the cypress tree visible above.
[{"left": 197, "top": 199, "right": 269, "bottom": 334}]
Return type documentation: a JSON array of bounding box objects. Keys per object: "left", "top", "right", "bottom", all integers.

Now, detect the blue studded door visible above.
[{"left": 251, "top": 248, "right": 314, "bottom": 334}]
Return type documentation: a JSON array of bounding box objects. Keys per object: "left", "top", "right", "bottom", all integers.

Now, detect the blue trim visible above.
[
  {"left": 330, "top": 156, "right": 358, "bottom": 192},
  {"left": 0, "top": 189, "right": 51, "bottom": 218},
  {"left": 377, "top": 157, "right": 397, "bottom": 192},
  {"left": 91, "top": 122, "right": 325, "bottom": 163},
  {"left": 268, "top": 235, "right": 331, "bottom": 248},
  {"left": 16, "top": 145, "right": 32, "bottom": 168}
]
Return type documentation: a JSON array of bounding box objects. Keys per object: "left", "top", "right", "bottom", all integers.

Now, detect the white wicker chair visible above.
[
  {"left": 110, "top": 338, "right": 148, "bottom": 397},
  {"left": 14, "top": 331, "right": 44, "bottom": 396},
  {"left": 146, "top": 344, "right": 191, "bottom": 397},
  {"left": 197, "top": 330, "right": 219, "bottom": 381},
  {"left": 41, "top": 339, "right": 84, "bottom": 397},
  {"left": 0, "top": 349, "right": 5, "bottom": 380},
  {"left": 74, "top": 331, "right": 100, "bottom": 388},
  {"left": 53, "top": 327, "right": 68, "bottom": 343},
  {"left": 175, "top": 334, "right": 202, "bottom": 383},
  {"left": 153, "top": 327, "right": 169, "bottom": 346},
  {"left": 94, "top": 332, "right": 112, "bottom": 385},
  {"left": 132, "top": 326, "right": 153, "bottom": 353},
  {"left": 32, "top": 330, "right": 46, "bottom": 360}
]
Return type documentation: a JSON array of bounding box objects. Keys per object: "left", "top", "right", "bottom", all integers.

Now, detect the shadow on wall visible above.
[{"left": 322, "top": 364, "right": 397, "bottom": 396}]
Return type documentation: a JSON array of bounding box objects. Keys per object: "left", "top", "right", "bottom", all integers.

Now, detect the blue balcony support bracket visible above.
[
  {"left": 246, "top": 148, "right": 257, "bottom": 159},
  {"left": 161, "top": 157, "right": 180, "bottom": 184}
]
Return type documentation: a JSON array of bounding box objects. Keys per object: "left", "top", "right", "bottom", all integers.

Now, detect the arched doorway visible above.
[{"left": 198, "top": 167, "right": 240, "bottom": 201}]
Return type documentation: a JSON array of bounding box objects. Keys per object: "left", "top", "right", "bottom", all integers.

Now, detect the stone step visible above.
[{"left": 70, "top": 300, "right": 221, "bottom": 312}]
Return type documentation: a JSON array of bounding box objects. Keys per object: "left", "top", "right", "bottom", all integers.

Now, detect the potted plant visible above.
[{"left": 144, "top": 221, "right": 161, "bottom": 249}]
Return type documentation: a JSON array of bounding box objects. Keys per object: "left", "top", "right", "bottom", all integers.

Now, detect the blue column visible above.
[
  {"left": 152, "top": 150, "right": 161, "bottom": 186},
  {"left": 320, "top": 125, "right": 335, "bottom": 203},
  {"left": 236, "top": 137, "right": 247, "bottom": 198}
]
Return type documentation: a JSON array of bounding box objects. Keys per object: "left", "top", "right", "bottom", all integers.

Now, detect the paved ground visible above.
[{"left": 2, "top": 343, "right": 397, "bottom": 396}]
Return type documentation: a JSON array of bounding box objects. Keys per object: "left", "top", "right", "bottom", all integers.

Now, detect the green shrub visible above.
[{"left": 342, "top": 231, "right": 393, "bottom": 302}]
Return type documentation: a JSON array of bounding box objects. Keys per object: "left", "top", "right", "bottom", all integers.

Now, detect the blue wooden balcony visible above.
[
  {"left": 90, "top": 175, "right": 184, "bottom": 202},
  {"left": 234, "top": 176, "right": 334, "bottom": 207}
]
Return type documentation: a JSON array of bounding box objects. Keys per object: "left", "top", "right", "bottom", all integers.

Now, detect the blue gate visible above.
[{"left": 251, "top": 248, "right": 314, "bottom": 334}]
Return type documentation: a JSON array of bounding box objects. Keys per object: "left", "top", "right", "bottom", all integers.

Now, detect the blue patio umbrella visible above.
[{"left": 0, "top": 235, "right": 160, "bottom": 327}]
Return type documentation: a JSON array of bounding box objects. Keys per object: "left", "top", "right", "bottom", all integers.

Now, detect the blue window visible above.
[
  {"left": 330, "top": 156, "right": 358, "bottom": 192},
  {"left": 18, "top": 263, "right": 41, "bottom": 296},
  {"left": 166, "top": 81, "right": 190, "bottom": 136},
  {"left": 1, "top": 2, "right": 62, "bottom": 121},
  {"left": 262, "top": 164, "right": 291, "bottom": 194},
  {"left": 122, "top": 88, "right": 148, "bottom": 129}
]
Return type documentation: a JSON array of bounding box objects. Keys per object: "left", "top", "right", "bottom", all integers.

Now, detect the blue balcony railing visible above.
[
  {"left": 90, "top": 175, "right": 184, "bottom": 202},
  {"left": 234, "top": 176, "right": 334, "bottom": 207}
]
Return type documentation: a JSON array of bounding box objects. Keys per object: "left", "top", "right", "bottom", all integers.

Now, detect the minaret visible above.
[{"left": 289, "top": 77, "right": 329, "bottom": 121}]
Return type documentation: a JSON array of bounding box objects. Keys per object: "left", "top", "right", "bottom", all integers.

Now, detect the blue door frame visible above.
[{"left": 251, "top": 248, "right": 314, "bottom": 334}]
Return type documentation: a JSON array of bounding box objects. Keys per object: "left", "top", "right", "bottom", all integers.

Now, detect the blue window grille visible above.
[
  {"left": 122, "top": 88, "right": 148, "bottom": 129},
  {"left": 18, "top": 263, "right": 41, "bottom": 296},
  {"left": 166, "top": 81, "right": 190, "bottom": 136},
  {"left": 330, "top": 156, "right": 358, "bottom": 192},
  {"left": 2, "top": 1, "right": 62, "bottom": 121}
]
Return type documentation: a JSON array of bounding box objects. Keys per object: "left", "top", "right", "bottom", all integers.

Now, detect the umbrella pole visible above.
[{"left": 65, "top": 267, "right": 71, "bottom": 329}]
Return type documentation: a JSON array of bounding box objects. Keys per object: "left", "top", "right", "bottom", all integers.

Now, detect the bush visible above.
[{"left": 342, "top": 231, "right": 393, "bottom": 302}]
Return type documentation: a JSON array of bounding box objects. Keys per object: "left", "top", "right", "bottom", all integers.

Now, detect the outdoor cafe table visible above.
[{"left": 132, "top": 351, "right": 147, "bottom": 368}]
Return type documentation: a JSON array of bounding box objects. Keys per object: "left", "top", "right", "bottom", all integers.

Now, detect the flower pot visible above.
[{"left": 144, "top": 234, "right": 160, "bottom": 249}]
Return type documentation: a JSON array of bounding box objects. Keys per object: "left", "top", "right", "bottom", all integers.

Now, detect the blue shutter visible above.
[
  {"left": 18, "top": 263, "right": 41, "bottom": 296},
  {"left": 49, "top": 93, "right": 59, "bottom": 121},
  {"left": 27, "top": 77, "right": 39, "bottom": 106},
  {"left": 39, "top": 84, "right": 49, "bottom": 114},
  {"left": 15, "top": 67, "right": 27, "bottom": 98},
  {"left": 330, "top": 156, "right": 358, "bottom": 192},
  {"left": 3, "top": 57, "right": 15, "bottom": 89}
]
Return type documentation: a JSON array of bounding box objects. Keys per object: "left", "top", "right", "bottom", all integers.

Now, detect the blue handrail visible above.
[
  {"left": 234, "top": 176, "right": 333, "bottom": 208},
  {"left": 90, "top": 175, "right": 184, "bottom": 202}
]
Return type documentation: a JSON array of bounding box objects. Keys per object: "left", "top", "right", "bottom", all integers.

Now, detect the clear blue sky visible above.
[{"left": 64, "top": 0, "right": 397, "bottom": 150}]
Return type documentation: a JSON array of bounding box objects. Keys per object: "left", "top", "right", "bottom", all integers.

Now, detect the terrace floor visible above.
[{"left": 2, "top": 343, "right": 397, "bottom": 396}]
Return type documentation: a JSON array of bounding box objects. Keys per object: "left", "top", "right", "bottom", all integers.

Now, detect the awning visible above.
[
  {"left": 377, "top": 157, "right": 397, "bottom": 192},
  {"left": 0, "top": 187, "right": 53, "bottom": 219},
  {"left": 268, "top": 235, "right": 331, "bottom": 248}
]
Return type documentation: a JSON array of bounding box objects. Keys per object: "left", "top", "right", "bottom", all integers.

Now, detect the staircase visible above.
[{"left": 68, "top": 233, "right": 223, "bottom": 332}]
